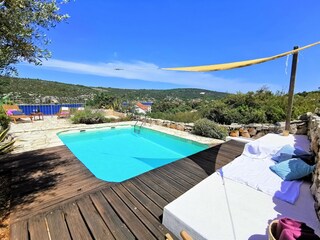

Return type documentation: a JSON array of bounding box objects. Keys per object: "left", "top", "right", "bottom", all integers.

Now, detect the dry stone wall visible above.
[
  {"left": 309, "top": 113, "right": 320, "bottom": 219},
  {"left": 143, "top": 117, "right": 308, "bottom": 138}
]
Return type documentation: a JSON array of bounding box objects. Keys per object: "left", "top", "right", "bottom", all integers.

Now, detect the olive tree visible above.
[{"left": 0, "top": 0, "right": 70, "bottom": 75}]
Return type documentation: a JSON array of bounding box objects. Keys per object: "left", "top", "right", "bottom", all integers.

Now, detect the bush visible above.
[
  {"left": 192, "top": 118, "right": 228, "bottom": 140},
  {"left": 0, "top": 113, "right": 10, "bottom": 130},
  {"left": 0, "top": 128, "right": 15, "bottom": 154},
  {"left": 148, "top": 111, "right": 201, "bottom": 123},
  {"left": 71, "top": 109, "right": 107, "bottom": 124}
]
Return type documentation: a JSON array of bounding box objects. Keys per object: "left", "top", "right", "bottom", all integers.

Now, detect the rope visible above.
[
  {"left": 218, "top": 169, "right": 237, "bottom": 240},
  {"left": 285, "top": 55, "right": 289, "bottom": 75}
]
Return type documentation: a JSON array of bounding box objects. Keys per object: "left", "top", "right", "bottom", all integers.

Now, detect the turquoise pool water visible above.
[{"left": 58, "top": 126, "right": 208, "bottom": 182}]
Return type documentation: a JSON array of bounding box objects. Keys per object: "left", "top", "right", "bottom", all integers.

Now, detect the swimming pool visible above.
[{"left": 58, "top": 126, "right": 208, "bottom": 182}]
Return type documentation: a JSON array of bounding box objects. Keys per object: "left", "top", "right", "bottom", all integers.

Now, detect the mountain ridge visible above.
[{"left": 0, "top": 76, "right": 229, "bottom": 101}]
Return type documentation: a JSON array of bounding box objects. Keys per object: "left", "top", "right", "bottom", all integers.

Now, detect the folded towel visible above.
[
  {"left": 276, "top": 218, "right": 320, "bottom": 240},
  {"left": 279, "top": 229, "right": 320, "bottom": 240}
]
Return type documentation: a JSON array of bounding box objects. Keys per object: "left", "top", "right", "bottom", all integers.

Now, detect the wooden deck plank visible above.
[
  {"left": 28, "top": 215, "right": 50, "bottom": 240},
  {"left": 77, "top": 196, "right": 115, "bottom": 239},
  {"left": 131, "top": 178, "right": 169, "bottom": 208},
  {"left": 137, "top": 174, "right": 177, "bottom": 202},
  {"left": 172, "top": 158, "right": 209, "bottom": 179},
  {"left": 6, "top": 145, "right": 112, "bottom": 223},
  {"left": 10, "top": 221, "right": 28, "bottom": 240},
  {"left": 169, "top": 161, "right": 204, "bottom": 182},
  {"left": 90, "top": 191, "right": 135, "bottom": 240},
  {"left": 63, "top": 202, "right": 93, "bottom": 240},
  {"left": 46, "top": 209, "right": 71, "bottom": 240},
  {"left": 8, "top": 140, "right": 245, "bottom": 240},
  {"left": 150, "top": 169, "right": 191, "bottom": 192},
  {"left": 122, "top": 181, "right": 163, "bottom": 217},
  {"left": 144, "top": 171, "right": 184, "bottom": 197},
  {"left": 102, "top": 188, "right": 157, "bottom": 240},
  {"left": 112, "top": 184, "right": 167, "bottom": 239},
  {"left": 158, "top": 167, "right": 197, "bottom": 188}
]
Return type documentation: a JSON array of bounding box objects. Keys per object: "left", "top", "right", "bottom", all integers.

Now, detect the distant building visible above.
[
  {"left": 135, "top": 102, "right": 151, "bottom": 114},
  {"left": 200, "top": 92, "right": 206, "bottom": 95}
]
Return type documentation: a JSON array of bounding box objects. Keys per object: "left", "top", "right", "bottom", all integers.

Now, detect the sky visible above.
[{"left": 17, "top": 0, "right": 320, "bottom": 93}]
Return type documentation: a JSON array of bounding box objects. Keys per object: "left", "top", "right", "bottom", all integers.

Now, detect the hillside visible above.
[
  {"left": 0, "top": 76, "right": 228, "bottom": 102},
  {"left": 93, "top": 87, "right": 228, "bottom": 101}
]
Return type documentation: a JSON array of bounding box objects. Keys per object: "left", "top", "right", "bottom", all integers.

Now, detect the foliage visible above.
[
  {"left": 87, "top": 93, "right": 122, "bottom": 111},
  {"left": 71, "top": 109, "right": 107, "bottom": 124},
  {"left": 148, "top": 111, "right": 202, "bottom": 123},
  {"left": 94, "top": 87, "right": 228, "bottom": 101},
  {"left": 0, "top": 105, "right": 10, "bottom": 129},
  {"left": 202, "top": 88, "right": 317, "bottom": 124},
  {"left": 0, "top": 0, "right": 70, "bottom": 75},
  {"left": 0, "top": 113, "right": 10, "bottom": 130},
  {"left": 0, "top": 76, "right": 227, "bottom": 103},
  {"left": 192, "top": 118, "right": 228, "bottom": 140},
  {"left": 0, "top": 128, "right": 15, "bottom": 154}
]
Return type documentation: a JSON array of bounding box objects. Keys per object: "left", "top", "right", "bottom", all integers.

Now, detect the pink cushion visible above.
[{"left": 6, "top": 109, "right": 16, "bottom": 116}]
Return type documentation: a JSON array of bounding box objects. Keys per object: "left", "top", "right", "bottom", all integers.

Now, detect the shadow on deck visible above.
[{"left": 4, "top": 140, "right": 245, "bottom": 240}]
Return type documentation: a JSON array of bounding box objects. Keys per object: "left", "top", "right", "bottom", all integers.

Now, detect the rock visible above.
[
  {"left": 290, "top": 124, "right": 297, "bottom": 134},
  {"left": 248, "top": 127, "right": 257, "bottom": 136},
  {"left": 315, "top": 108, "right": 320, "bottom": 116},
  {"left": 241, "top": 129, "right": 250, "bottom": 138},
  {"left": 230, "top": 130, "right": 239, "bottom": 137},
  {"left": 299, "top": 112, "right": 312, "bottom": 120},
  {"left": 252, "top": 131, "right": 265, "bottom": 139},
  {"left": 176, "top": 124, "right": 185, "bottom": 131},
  {"left": 253, "top": 124, "right": 263, "bottom": 131},
  {"left": 230, "top": 123, "right": 242, "bottom": 129},
  {"left": 275, "top": 122, "right": 285, "bottom": 128},
  {"left": 296, "top": 123, "right": 308, "bottom": 135},
  {"left": 311, "top": 136, "right": 319, "bottom": 153}
]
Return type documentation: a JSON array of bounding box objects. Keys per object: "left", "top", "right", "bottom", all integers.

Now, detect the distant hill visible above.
[
  {"left": 0, "top": 76, "right": 229, "bottom": 102},
  {"left": 92, "top": 87, "right": 228, "bottom": 101}
]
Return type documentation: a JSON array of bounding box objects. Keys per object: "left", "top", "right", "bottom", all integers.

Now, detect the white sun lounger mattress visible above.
[
  {"left": 163, "top": 173, "right": 320, "bottom": 240},
  {"left": 163, "top": 134, "right": 319, "bottom": 240}
]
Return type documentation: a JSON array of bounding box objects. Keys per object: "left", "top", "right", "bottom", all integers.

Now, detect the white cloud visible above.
[{"left": 36, "top": 59, "right": 279, "bottom": 92}]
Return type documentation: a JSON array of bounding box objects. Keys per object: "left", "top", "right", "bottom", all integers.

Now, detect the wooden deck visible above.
[{"left": 5, "top": 140, "right": 245, "bottom": 240}]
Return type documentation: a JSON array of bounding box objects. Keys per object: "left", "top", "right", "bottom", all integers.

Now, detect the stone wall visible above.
[
  {"left": 309, "top": 113, "right": 320, "bottom": 219},
  {"left": 143, "top": 117, "right": 308, "bottom": 138},
  {"left": 144, "top": 118, "right": 194, "bottom": 132},
  {"left": 226, "top": 119, "right": 308, "bottom": 139}
]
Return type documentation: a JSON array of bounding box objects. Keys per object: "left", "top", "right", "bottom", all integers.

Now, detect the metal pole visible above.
[{"left": 285, "top": 46, "right": 299, "bottom": 131}]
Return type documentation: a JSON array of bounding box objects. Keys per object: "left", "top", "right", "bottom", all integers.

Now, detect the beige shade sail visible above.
[{"left": 163, "top": 41, "right": 320, "bottom": 72}]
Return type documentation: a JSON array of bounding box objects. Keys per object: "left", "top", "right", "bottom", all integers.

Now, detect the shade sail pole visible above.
[{"left": 285, "top": 46, "right": 299, "bottom": 131}]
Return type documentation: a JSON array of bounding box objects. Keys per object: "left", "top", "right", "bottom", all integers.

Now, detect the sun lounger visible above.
[
  {"left": 57, "top": 107, "right": 71, "bottom": 118},
  {"left": 2, "top": 104, "right": 33, "bottom": 123},
  {"left": 163, "top": 134, "right": 320, "bottom": 239}
]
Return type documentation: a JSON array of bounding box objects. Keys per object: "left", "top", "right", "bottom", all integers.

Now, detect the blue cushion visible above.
[
  {"left": 269, "top": 158, "right": 315, "bottom": 181},
  {"left": 11, "top": 110, "right": 24, "bottom": 116},
  {"left": 272, "top": 145, "right": 309, "bottom": 162}
]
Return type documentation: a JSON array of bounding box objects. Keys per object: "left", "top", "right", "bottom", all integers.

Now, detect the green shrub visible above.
[
  {"left": 0, "top": 113, "right": 10, "bottom": 130},
  {"left": 148, "top": 111, "right": 201, "bottom": 123},
  {"left": 0, "top": 105, "right": 10, "bottom": 130},
  {"left": 71, "top": 109, "right": 107, "bottom": 124},
  {"left": 192, "top": 118, "right": 228, "bottom": 140},
  {"left": 0, "top": 128, "right": 15, "bottom": 154}
]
